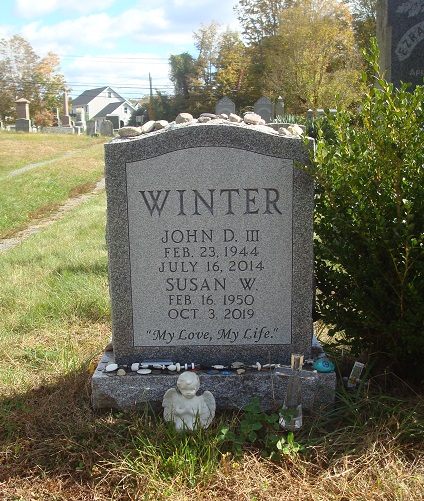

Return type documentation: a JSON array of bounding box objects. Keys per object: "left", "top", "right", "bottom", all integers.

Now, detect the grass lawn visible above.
[
  {"left": 0, "top": 133, "right": 422, "bottom": 500},
  {"left": 0, "top": 131, "right": 105, "bottom": 176},
  {"left": 0, "top": 131, "right": 106, "bottom": 238}
]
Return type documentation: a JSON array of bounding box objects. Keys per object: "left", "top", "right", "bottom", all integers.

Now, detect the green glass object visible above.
[{"left": 279, "top": 353, "right": 304, "bottom": 430}]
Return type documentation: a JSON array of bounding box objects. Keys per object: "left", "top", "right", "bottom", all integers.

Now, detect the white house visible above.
[{"left": 71, "top": 86, "right": 136, "bottom": 129}]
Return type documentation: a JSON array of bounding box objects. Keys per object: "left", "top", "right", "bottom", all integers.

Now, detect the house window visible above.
[
  {"left": 108, "top": 91, "right": 112, "bottom": 98},
  {"left": 124, "top": 107, "right": 128, "bottom": 113}
]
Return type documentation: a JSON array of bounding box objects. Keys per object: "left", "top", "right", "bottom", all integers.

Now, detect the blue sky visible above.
[{"left": 0, "top": 0, "right": 240, "bottom": 100}]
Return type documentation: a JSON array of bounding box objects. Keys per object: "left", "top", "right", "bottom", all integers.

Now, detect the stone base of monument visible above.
[
  {"left": 91, "top": 350, "right": 336, "bottom": 412},
  {"left": 42, "top": 126, "right": 75, "bottom": 134}
]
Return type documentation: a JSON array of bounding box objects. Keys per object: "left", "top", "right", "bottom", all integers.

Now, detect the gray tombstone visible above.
[
  {"left": 100, "top": 120, "right": 114, "bottom": 137},
  {"left": 254, "top": 96, "right": 274, "bottom": 123},
  {"left": 15, "top": 98, "right": 31, "bottom": 132},
  {"left": 92, "top": 121, "right": 336, "bottom": 411},
  {"left": 215, "top": 97, "right": 236, "bottom": 116},
  {"left": 75, "top": 107, "right": 86, "bottom": 130},
  {"left": 86, "top": 120, "right": 96, "bottom": 136},
  {"left": 377, "top": 0, "right": 424, "bottom": 89},
  {"left": 61, "top": 90, "right": 72, "bottom": 127},
  {"left": 106, "top": 114, "right": 120, "bottom": 130},
  {"left": 276, "top": 96, "right": 285, "bottom": 118}
]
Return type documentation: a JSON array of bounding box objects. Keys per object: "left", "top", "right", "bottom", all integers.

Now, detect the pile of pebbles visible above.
[
  {"left": 101, "top": 359, "right": 316, "bottom": 377},
  {"left": 117, "top": 112, "right": 305, "bottom": 139}
]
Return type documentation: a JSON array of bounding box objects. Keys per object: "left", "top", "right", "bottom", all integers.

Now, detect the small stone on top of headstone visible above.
[
  {"left": 243, "top": 112, "right": 262, "bottom": 125},
  {"left": 154, "top": 120, "right": 169, "bottom": 130},
  {"left": 175, "top": 113, "right": 194, "bottom": 124},
  {"left": 141, "top": 120, "right": 156, "bottom": 134},
  {"left": 118, "top": 126, "right": 142, "bottom": 137},
  {"left": 229, "top": 113, "right": 243, "bottom": 123},
  {"left": 198, "top": 116, "right": 212, "bottom": 123}
]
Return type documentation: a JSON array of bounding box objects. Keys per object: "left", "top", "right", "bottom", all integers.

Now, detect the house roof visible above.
[
  {"left": 92, "top": 102, "right": 123, "bottom": 119},
  {"left": 72, "top": 86, "right": 126, "bottom": 106}
]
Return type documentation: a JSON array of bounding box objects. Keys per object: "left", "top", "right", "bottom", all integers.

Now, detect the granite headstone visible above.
[
  {"left": 215, "top": 97, "right": 236, "bottom": 116},
  {"left": 15, "top": 98, "right": 31, "bottom": 132},
  {"left": 254, "top": 96, "right": 274, "bottom": 123},
  {"left": 92, "top": 120, "right": 336, "bottom": 411},
  {"left": 378, "top": 0, "right": 424, "bottom": 89},
  {"left": 86, "top": 120, "right": 96, "bottom": 136},
  {"left": 100, "top": 120, "right": 114, "bottom": 137}
]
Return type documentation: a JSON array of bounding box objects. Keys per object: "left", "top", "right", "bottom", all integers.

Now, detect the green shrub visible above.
[{"left": 311, "top": 39, "right": 424, "bottom": 382}]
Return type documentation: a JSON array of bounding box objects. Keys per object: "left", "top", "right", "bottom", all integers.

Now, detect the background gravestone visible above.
[
  {"left": 254, "top": 96, "right": 274, "bottom": 123},
  {"left": 86, "top": 120, "right": 96, "bottom": 136},
  {"left": 15, "top": 98, "right": 31, "bottom": 132},
  {"left": 61, "top": 90, "right": 72, "bottom": 127},
  {"left": 378, "top": 0, "right": 424, "bottom": 89},
  {"left": 215, "top": 97, "right": 236, "bottom": 116},
  {"left": 92, "top": 121, "right": 336, "bottom": 411},
  {"left": 276, "top": 96, "right": 284, "bottom": 118},
  {"left": 100, "top": 120, "right": 114, "bottom": 137}
]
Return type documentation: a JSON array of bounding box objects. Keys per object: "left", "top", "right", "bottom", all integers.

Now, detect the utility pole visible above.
[{"left": 149, "top": 72, "right": 155, "bottom": 120}]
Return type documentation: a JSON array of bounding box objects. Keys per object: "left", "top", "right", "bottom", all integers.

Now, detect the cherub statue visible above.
[{"left": 162, "top": 371, "right": 216, "bottom": 431}]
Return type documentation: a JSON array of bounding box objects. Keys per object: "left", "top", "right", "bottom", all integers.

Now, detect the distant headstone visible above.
[
  {"left": 106, "top": 115, "right": 120, "bottom": 130},
  {"left": 86, "top": 120, "right": 96, "bottom": 136},
  {"left": 61, "top": 90, "right": 72, "bottom": 127},
  {"left": 254, "top": 97, "right": 274, "bottom": 123},
  {"left": 75, "top": 107, "right": 86, "bottom": 130},
  {"left": 52, "top": 107, "right": 59, "bottom": 126},
  {"left": 15, "top": 98, "right": 31, "bottom": 132},
  {"left": 92, "top": 121, "right": 336, "bottom": 411},
  {"left": 100, "top": 120, "right": 114, "bottom": 137},
  {"left": 215, "top": 97, "right": 236, "bottom": 116},
  {"left": 276, "top": 96, "right": 284, "bottom": 118},
  {"left": 378, "top": 0, "right": 424, "bottom": 89}
]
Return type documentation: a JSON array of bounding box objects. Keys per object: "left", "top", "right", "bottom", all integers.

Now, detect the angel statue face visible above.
[{"left": 177, "top": 371, "right": 200, "bottom": 399}]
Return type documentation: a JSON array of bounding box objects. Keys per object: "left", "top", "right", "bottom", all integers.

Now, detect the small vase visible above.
[{"left": 279, "top": 353, "right": 304, "bottom": 430}]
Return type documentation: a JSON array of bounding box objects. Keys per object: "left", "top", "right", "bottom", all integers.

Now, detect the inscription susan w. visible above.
[{"left": 139, "top": 188, "right": 283, "bottom": 216}]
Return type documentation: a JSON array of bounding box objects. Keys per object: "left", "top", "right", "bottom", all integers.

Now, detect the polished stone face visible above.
[
  {"left": 126, "top": 147, "right": 293, "bottom": 349},
  {"left": 104, "top": 121, "right": 314, "bottom": 365},
  {"left": 388, "top": 0, "right": 424, "bottom": 89}
]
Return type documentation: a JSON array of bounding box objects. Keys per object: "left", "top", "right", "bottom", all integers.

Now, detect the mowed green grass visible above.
[
  {"left": 0, "top": 131, "right": 105, "bottom": 176},
  {"left": 0, "top": 131, "right": 106, "bottom": 238},
  {"left": 0, "top": 193, "right": 110, "bottom": 394}
]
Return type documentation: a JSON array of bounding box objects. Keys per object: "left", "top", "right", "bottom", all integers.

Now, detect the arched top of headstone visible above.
[
  {"left": 215, "top": 97, "right": 236, "bottom": 116},
  {"left": 254, "top": 96, "right": 274, "bottom": 123}
]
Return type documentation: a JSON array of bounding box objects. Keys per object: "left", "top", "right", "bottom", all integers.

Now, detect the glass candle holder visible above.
[{"left": 279, "top": 353, "right": 304, "bottom": 430}]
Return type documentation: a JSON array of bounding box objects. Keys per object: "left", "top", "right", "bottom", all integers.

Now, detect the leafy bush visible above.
[
  {"left": 311, "top": 39, "right": 424, "bottom": 382},
  {"left": 33, "top": 110, "right": 54, "bottom": 127}
]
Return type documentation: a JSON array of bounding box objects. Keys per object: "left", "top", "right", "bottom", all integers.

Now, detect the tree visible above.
[
  {"left": 234, "top": 0, "right": 288, "bottom": 45},
  {"left": 193, "top": 21, "right": 221, "bottom": 89},
  {"left": 0, "top": 35, "right": 66, "bottom": 122},
  {"left": 169, "top": 52, "right": 200, "bottom": 100},
  {"left": 346, "top": 0, "right": 377, "bottom": 54},
  {"left": 262, "top": 0, "right": 361, "bottom": 112},
  {"left": 312, "top": 40, "right": 424, "bottom": 381},
  {"left": 214, "top": 29, "right": 247, "bottom": 101}
]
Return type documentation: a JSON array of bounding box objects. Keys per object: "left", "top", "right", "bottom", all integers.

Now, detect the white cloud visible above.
[
  {"left": 15, "top": 0, "right": 117, "bottom": 19},
  {"left": 20, "top": 9, "right": 169, "bottom": 55}
]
